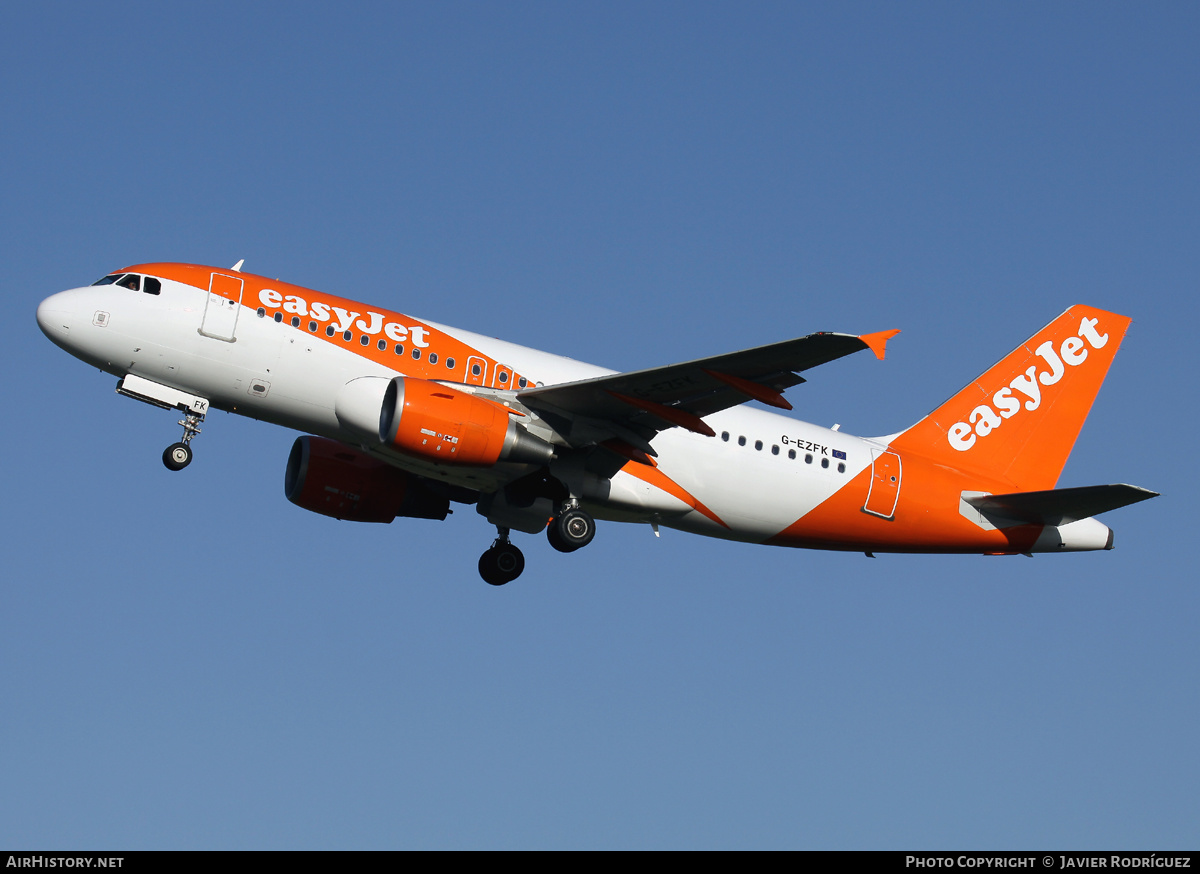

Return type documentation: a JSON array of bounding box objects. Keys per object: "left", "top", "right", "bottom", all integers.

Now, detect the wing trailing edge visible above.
[{"left": 518, "top": 330, "right": 893, "bottom": 443}]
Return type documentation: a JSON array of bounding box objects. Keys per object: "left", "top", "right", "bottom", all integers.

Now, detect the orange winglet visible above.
[
  {"left": 859, "top": 329, "right": 901, "bottom": 360},
  {"left": 703, "top": 369, "right": 793, "bottom": 410},
  {"left": 607, "top": 391, "right": 717, "bottom": 437}
]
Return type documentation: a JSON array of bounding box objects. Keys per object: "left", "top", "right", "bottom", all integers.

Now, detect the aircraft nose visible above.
[
  {"left": 36, "top": 291, "right": 76, "bottom": 340},
  {"left": 36, "top": 290, "right": 75, "bottom": 338}
]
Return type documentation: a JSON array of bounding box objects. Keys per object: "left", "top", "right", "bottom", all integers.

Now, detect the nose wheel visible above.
[
  {"left": 479, "top": 528, "right": 525, "bottom": 586},
  {"left": 162, "top": 409, "right": 204, "bottom": 471},
  {"left": 163, "top": 442, "right": 192, "bottom": 471}
]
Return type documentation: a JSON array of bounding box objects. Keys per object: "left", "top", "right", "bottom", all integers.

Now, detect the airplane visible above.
[{"left": 36, "top": 262, "right": 1157, "bottom": 585}]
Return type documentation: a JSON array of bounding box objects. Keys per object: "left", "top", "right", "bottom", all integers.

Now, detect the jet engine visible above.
[
  {"left": 378, "top": 377, "right": 555, "bottom": 467},
  {"left": 284, "top": 435, "right": 450, "bottom": 522}
]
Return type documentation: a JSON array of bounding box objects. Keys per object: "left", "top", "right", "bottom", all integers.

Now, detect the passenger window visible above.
[
  {"left": 788, "top": 449, "right": 796, "bottom": 460},
  {"left": 412, "top": 348, "right": 421, "bottom": 360},
  {"left": 499, "top": 372, "right": 509, "bottom": 384},
  {"left": 771, "top": 445, "right": 779, "bottom": 455},
  {"left": 143, "top": 277, "right": 161, "bottom": 295},
  {"left": 394, "top": 344, "right": 404, "bottom": 355},
  {"left": 274, "top": 312, "right": 283, "bottom": 323},
  {"left": 471, "top": 364, "right": 481, "bottom": 376},
  {"left": 821, "top": 458, "right": 829, "bottom": 469},
  {"left": 837, "top": 462, "right": 846, "bottom": 473},
  {"left": 755, "top": 440, "right": 763, "bottom": 451},
  {"left": 428, "top": 353, "right": 438, "bottom": 365},
  {"left": 257, "top": 307, "right": 266, "bottom": 317},
  {"left": 738, "top": 436, "right": 746, "bottom": 446},
  {"left": 360, "top": 335, "right": 370, "bottom": 346},
  {"left": 291, "top": 316, "right": 301, "bottom": 327},
  {"left": 377, "top": 339, "right": 387, "bottom": 351},
  {"left": 309, "top": 321, "right": 318, "bottom": 332},
  {"left": 342, "top": 330, "right": 352, "bottom": 341},
  {"left": 447, "top": 358, "right": 456, "bottom": 370},
  {"left": 721, "top": 431, "right": 729, "bottom": 442}
]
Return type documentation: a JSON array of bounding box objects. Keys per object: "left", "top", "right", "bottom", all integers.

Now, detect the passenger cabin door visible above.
[
  {"left": 863, "top": 450, "right": 902, "bottom": 520},
  {"left": 200, "top": 272, "right": 244, "bottom": 342}
]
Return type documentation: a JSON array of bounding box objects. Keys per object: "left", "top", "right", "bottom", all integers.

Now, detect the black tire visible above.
[
  {"left": 547, "top": 508, "right": 595, "bottom": 553},
  {"left": 163, "top": 442, "right": 192, "bottom": 471},
  {"left": 479, "top": 543, "right": 525, "bottom": 586}
]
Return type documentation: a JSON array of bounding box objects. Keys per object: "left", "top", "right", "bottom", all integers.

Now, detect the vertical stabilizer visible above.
[{"left": 889, "top": 305, "right": 1130, "bottom": 491}]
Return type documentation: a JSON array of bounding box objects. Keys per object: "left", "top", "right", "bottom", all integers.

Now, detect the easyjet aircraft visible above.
[{"left": 37, "top": 262, "right": 1157, "bottom": 584}]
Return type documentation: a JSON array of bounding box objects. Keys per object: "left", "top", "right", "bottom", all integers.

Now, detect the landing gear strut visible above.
[
  {"left": 162, "top": 409, "right": 204, "bottom": 471},
  {"left": 479, "top": 527, "right": 525, "bottom": 586},
  {"left": 547, "top": 506, "right": 596, "bottom": 553}
]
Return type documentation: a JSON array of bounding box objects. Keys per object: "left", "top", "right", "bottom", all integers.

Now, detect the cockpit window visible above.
[{"left": 91, "top": 272, "right": 160, "bottom": 294}]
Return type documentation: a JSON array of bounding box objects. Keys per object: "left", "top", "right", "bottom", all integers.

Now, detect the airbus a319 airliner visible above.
[{"left": 37, "top": 262, "right": 1156, "bottom": 584}]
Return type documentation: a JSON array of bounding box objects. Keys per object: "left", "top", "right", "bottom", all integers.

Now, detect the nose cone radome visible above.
[{"left": 37, "top": 290, "right": 77, "bottom": 342}]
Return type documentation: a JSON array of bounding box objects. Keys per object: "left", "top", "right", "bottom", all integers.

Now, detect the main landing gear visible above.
[
  {"left": 479, "top": 527, "right": 525, "bottom": 586},
  {"left": 475, "top": 505, "right": 598, "bottom": 586},
  {"left": 547, "top": 506, "right": 596, "bottom": 553},
  {"left": 162, "top": 409, "right": 204, "bottom": 471}
]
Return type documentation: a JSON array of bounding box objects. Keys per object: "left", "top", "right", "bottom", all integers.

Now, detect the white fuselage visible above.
[
  {"left": 40, "top": 264, "right": 1132, "bottom": 560},
  {"left": 37, "top": 273, "right": 876, "bottom": 545}
]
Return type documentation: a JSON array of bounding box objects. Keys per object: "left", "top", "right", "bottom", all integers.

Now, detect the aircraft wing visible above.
[{"left": 517, "top": 329, "right": 899, "bottom": 452}]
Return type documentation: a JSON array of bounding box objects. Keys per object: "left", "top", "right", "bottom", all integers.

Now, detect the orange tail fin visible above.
[{"left": 889, "top": 305, "right": 1131, "bottom": 491}]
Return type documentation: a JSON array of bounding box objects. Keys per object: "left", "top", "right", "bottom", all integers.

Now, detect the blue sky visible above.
[{"left": 2, "top": 1, "right": 1196, "bottom": 849}]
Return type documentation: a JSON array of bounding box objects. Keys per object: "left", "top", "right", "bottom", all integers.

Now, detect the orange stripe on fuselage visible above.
[
  {"left": 621, "top": 462, "right": 730, "bottom": 529},
  {"left": 770, "top": 305, "right": 1134, "bottom": 552},
  {"left": 125, "top": 263, "right": 535, "bottom": 391},
  {"left": 766, "top": 449, "right": 1041, "bottom": 553}
]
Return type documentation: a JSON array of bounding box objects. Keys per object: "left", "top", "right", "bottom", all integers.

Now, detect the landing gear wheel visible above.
[
  {"left": 479, "top": 542, "right": 525, "bottom": 586},
  {"left": 163, "top": 442, "right": 192, "bottom": 471},
  {"left": 547, "top": 508, "right": 596, "bottom": 553}
]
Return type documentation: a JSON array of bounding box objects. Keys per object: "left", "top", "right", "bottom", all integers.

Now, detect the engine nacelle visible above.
[
  {"left": 378, "top": 377, "right": 555, "bottom": 467},
  {"left": 284, "top": 436, "right": 450, "bottom": 522}
]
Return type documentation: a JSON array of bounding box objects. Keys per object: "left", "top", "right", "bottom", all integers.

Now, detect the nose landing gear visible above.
[
  {"left": 163, "top": 442, "right": 192, "bottom": 471},
  {"left": 478, "top": 527, "right": 525, "bottom": 586},
  {"left": 114, "top": 375, "right": 209, "bottom": 473},
  {"left": 162, "top": 409, "right": 204, "bottom": 471}
]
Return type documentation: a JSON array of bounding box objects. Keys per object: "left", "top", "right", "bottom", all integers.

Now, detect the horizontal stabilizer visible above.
[{"left": 966, "top": 484, "right": 1158, "bottom": 526}]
